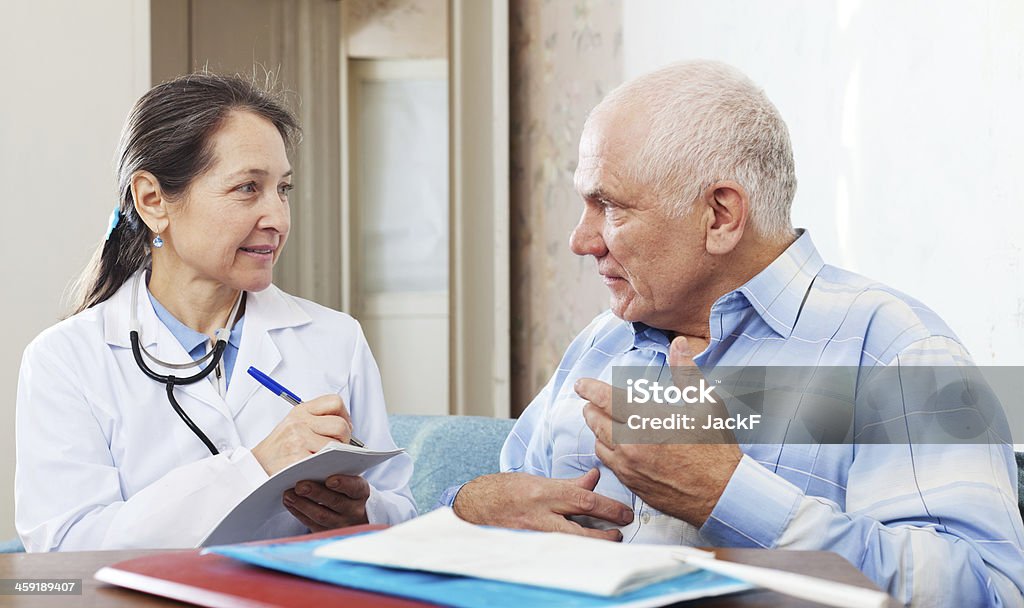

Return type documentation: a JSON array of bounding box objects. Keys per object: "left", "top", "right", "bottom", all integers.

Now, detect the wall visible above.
[
  {"left": 0, "top": 1, "right": 150, "bottom": 539},
  {"left": 344, "top": 0, "right": 447, "bottom": 58},
  {"left": 509, "top": 0, "right": 623, "bottom": 414},
  {"left": 622, "top": 0, "right": 1024, "bottom": 364},
  {"left": 179, "top": 0, "right": 344, "bottom": 310}
]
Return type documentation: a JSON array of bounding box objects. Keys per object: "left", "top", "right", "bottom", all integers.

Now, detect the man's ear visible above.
[
  {"left": 131, "top": 171, "right": 168, "bottom": 235},
  {"left": 702, "top": 180, "right": 749, "bottom": 255}
]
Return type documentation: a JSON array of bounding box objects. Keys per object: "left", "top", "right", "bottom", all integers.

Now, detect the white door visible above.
[{"left": 347, "top": 59, "right": 450, "bottom": 415}]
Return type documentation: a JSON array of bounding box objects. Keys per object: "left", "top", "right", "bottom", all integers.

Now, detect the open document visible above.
[
  {"left": 200, "top": 442, "right": 403, "bottom": 546},
  {"left": 315, "top": 507, "right": 711, "bottom": 597}
]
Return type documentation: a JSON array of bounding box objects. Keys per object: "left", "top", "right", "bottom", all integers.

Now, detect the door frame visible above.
[{"left": 338, "top": 0, "right": 510, "bottom": 418}]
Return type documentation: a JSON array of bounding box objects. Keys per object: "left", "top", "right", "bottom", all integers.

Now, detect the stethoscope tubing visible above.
[
  {"left": 130, "top": 330, "right": 226, "bottom": 385},
  {"left": 130, "top": 330, "right": 226, "bottom": 456},
  {"left": 128, "top": 273, "right": 243, "bottom": 457}
]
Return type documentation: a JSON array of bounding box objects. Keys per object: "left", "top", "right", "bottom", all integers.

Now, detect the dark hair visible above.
[{"left": 70, "top": 72, "right": 301, "bottom": 314}]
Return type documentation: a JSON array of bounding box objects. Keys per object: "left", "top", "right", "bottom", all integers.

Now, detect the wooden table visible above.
[{"left": 0, "top": 542, "right": 894, "bottom": 607}]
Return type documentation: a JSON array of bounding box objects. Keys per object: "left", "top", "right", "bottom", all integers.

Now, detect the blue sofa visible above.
[
  {"left": 1017, "top": 452, "right": 1024, "bottom": 519},
  {"left": 387, "top": 414, "right": 516, "bottom": 514}
]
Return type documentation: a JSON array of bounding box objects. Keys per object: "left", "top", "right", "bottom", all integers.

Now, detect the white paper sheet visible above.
[
  {"left": 313, "top": 507, "right": 698, "bottom": 597},
  {"left": 201, "top": 442, "right": 403, "bottom": 546}
]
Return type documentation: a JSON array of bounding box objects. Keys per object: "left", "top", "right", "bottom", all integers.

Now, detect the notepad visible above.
[
  {"left": 200, "top": 442, "right": 403, "bottom": 546},
  {"left": 313, "top": 508, "right": 717, "bottom": 597}
]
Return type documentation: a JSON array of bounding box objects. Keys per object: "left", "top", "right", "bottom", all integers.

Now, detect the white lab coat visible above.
[{"left": 15, "top": 272, "right": 416, "bottom": 551}]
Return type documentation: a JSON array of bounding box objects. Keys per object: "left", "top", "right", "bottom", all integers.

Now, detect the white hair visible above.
[{"left": 594, "top": 60, "right": 797, "bottom": 240}]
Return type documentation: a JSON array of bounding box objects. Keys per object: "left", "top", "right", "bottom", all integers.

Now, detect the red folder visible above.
[{"left": 95, "top": 525, "right": 435, "bottom": 608}]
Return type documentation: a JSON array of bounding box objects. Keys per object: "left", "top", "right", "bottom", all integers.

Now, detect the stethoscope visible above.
[{"left": 128, "top": 273, "right": 244, "bottom": 456}]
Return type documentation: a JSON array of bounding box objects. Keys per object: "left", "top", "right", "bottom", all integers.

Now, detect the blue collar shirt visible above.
[
  {"left": 445, "top": 230, "right": 1024, "bottom": 605},
  {"left": 147, "top": 291, "right": 244, "bottom": 389}
]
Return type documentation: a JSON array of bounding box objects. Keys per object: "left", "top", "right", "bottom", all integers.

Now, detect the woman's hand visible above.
[
  {"left": 283, "top": 474, "right": 371, "bottom": 531},
  {"left": 251, "top": 394, "right": 352, "bottom": 475}
]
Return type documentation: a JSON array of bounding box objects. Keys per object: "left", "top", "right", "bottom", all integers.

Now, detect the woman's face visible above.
[{"left": 162, "top": 110, "right": 292, "bottom": 293}]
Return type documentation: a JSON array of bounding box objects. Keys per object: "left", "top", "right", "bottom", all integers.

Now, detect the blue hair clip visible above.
[{"left": 105, "top": 206, "right": 121, "bottom": 241}]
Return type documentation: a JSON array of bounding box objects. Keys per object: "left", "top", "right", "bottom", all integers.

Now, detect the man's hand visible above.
[
  {"left": 579, "top": 336, "right": 742, "bottom": 527},
  {"left": 452, "top": 469, "right": 634, "bottom": 541},
  {"left": 283, "top": 474, "right": 370, "bottom": 532}
]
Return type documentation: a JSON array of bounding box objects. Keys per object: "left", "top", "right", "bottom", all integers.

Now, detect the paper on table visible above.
[
  {"left": 313, "top": 507, "right": 698, "bottom": 597},
  {"left": 207, "top": 534, "right": 752, "bottom": 608},
  {"left": 675, "top": 553, "right": 891, "bottom": 608},
  {"left": 201, "top": 442, "right": 403, "bottom": 546}
]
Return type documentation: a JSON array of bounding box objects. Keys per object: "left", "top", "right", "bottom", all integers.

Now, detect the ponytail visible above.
[{"left": 68, "top": 199, "right": 150, "bottom": 316}]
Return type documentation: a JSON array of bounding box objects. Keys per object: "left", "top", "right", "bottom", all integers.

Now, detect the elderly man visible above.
[{"left": 442, "top": 60, "right": 1024, "bottom": 605}]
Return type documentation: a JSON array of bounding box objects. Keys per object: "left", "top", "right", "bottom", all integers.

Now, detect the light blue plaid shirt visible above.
[{"left": 444, "top": 230, "right": 1024, "bottom": 605}]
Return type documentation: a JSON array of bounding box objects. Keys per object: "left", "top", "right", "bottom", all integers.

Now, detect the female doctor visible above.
[{"left": 15, "top": 74, "right": 416, "bottom": 551}]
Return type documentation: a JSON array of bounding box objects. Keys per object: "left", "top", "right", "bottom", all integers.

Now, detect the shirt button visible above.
[
  {"left": 217, "top": 444, "right": 230, "bottom": 453},
  {"left": 640, "top": 512, "right": 651, "bottom": 525}
]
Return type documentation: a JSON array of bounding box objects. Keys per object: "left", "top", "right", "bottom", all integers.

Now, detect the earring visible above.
[{"left": 153, "top": 235, "right": 164, "bottom": 248}]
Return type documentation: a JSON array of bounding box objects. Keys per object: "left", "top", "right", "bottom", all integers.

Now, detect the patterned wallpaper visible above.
[{"left": 510, "top": 0, "right": 623, "bottom": 415}]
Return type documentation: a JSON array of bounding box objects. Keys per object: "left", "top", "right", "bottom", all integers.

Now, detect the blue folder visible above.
[{"left": 209, "top": 531, "right": 753, "bottom": 608}]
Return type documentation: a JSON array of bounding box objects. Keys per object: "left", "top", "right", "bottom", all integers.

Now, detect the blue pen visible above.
[{"left": 247, "top": 366, "right": 365, "bottom": 448}]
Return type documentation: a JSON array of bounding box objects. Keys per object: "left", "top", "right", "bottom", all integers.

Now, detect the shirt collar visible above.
[
  {"left": 628, "top": 229, "right": 825, "bottom": 346},
  {"left": 734, "top": 229, "right": 824, "bottom": 338},
  {"left": 103, "top": 269, "right": 312, "bottom": 349},
  {"left": 147, "top": 289, "right": 243, "bottom": 355},
  {"left": 628, "top": 321, "right": 671, "bottom": 351}
]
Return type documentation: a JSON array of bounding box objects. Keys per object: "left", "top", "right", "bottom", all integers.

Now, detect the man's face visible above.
[{"left": 571, "top": 107, "right": 712, "bottom": 332}]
